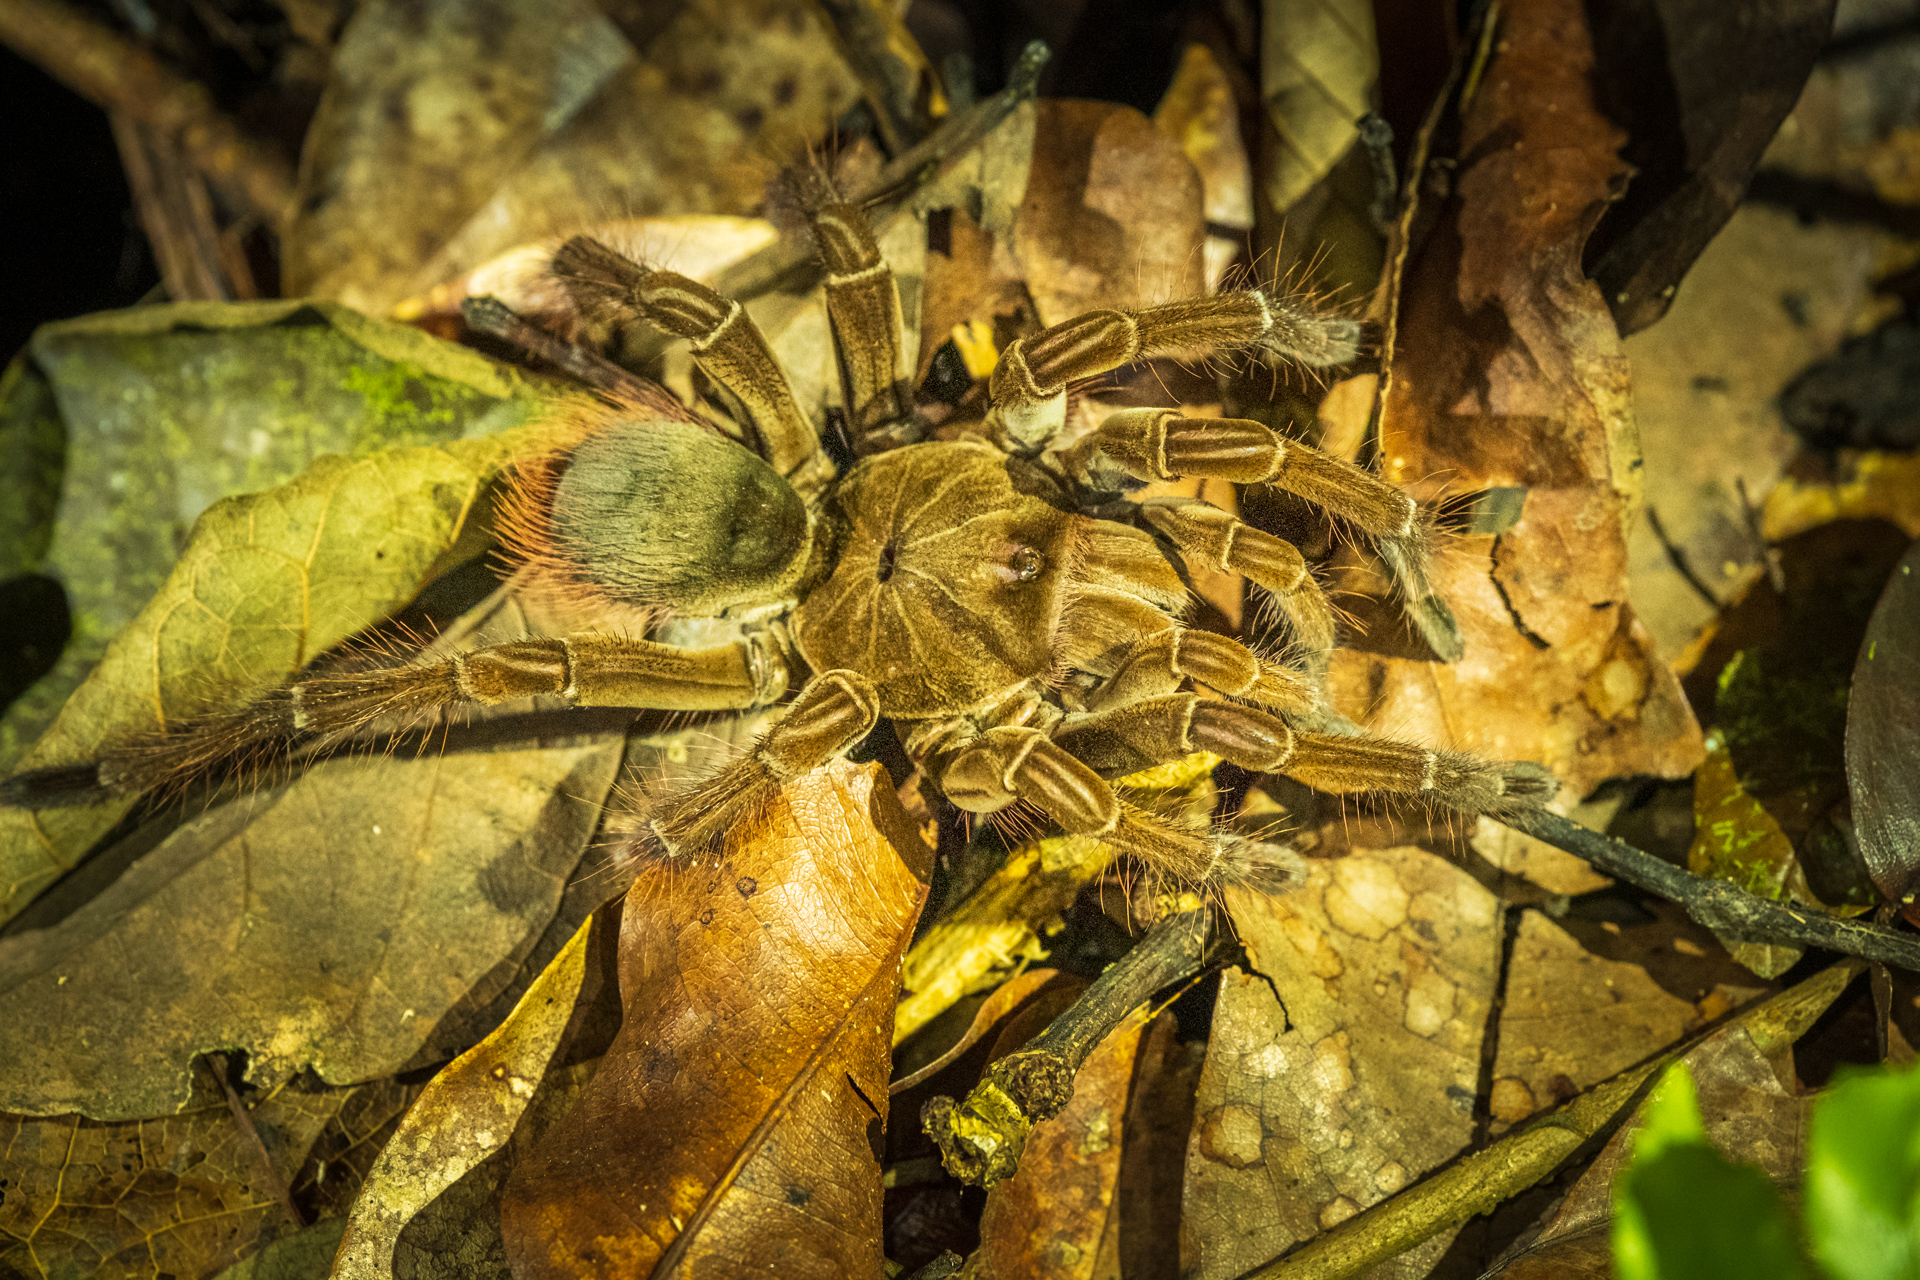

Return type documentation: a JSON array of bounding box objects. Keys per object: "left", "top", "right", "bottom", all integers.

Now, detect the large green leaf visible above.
[
  {"left": 1612, "top": 1063, "right": 1806, "bottom": 1280},
  {"left": 0, "top": 301, "right": 558, "bottom": 922},
  {"left": 1805, "top": 1060, "right": 1920, "bottom": 1280}
]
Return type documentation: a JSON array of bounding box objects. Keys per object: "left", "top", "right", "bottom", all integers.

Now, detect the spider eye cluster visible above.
[{"left": 1008, "top": 546, "right": 1045, "bottom": 582}]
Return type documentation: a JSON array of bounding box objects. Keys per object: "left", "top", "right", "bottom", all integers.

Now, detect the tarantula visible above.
[{"left": 9, "top": 188, "right": 1552, "bottom": 889}]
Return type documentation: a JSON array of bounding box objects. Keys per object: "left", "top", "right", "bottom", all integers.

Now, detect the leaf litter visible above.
[{"left": 3, "top": 0, "right": 1919, "bottom": 1276}]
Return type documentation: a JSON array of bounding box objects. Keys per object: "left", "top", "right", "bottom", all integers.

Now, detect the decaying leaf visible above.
[
  {"left": 1688, "top": 731, "right": 1816, "bottom": 977},
  {"left": 331, "top": 913, "right": 594, "bottom": 1280},
  {"left": 0, "top": 741, "right": 620, "bottom": 1119},
  {"left": 498, "top": 760, "right": 927, "bottom": 1279},
  {"left": 1846, "top": 538, "right": 1920, "bottom": 913},
  {"left": 970, "top": 1006, "right": 1155, "bottom": 1279},
  {"left": 1488, "top": 965, "right": 1831, "bottom": 1277},
  {"left": 1183, "top": 847, "right": 1500, "bottom": 1279},
  {"left": 286, "top": 0, "right": 860, "bottom": 313},
  {"left": 0, "top": 303, "right": 559, "bottom": 923},
  {"left": 1260, "top": 0, "right": 1376, "bottom": 215},
  {"left": 1327, "top": 0, "right": 1703, "bottom": 795},
  {"left": 1489, "top": 910, "right": 1699, "bottom": 1128},
  {"left": 0, "top": 1072, "right": 348, "bottom": 1279}
]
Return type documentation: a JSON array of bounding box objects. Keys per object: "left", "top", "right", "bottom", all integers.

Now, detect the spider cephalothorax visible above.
[{"left": 13, "top": 185, "right": 1553, "bottom": 890}]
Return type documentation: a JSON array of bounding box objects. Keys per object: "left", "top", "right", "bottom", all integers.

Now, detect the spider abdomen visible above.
[{"left": 531, "top": 415, "right": 813, "bottom": 617}]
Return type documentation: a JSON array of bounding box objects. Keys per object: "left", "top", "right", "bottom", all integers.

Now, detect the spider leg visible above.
[
  {"left": 933, "top": 726, "right": 1301, "bottom": 891},
  {"left": 986, "top": 291, "right": 1362, "bottom": 454},
  {"left": 1056, "top": 695, "right": 1556, "bottom": 820},
  {"left": 648, "top": 669, "right": 880, "bottom": 854},
  {"left": 806, "top": 197, "right": 913, "bottom": 454},
  {"left": 12, "top": 634, "right": 788, "bottom": 806},
  {"left": 1064, "top": 407, "right": 1462, "bottom": 661},
  {"left": 1132, "top": 495, "right": 1336, "bottom": 675},
  {"left": 550, "top": 238, "right": 834, "bottom": 497}
]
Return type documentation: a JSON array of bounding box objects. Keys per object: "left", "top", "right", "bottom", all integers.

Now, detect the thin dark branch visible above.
[
  {"left": 922, "top": 906, "right": 1212, "bottom": 1186},
  {"left": 1500, "top": 809, "right": 1920, "bottom": 973},
  {"left": 1643, "top": 505, "right": 1722, "bottom": 609},
  {"left": 0, "top": 0, "right": 295, "bottom": 230},
  {"left": 202, "top": 1052, "right": 305, "bottom": 1227}
]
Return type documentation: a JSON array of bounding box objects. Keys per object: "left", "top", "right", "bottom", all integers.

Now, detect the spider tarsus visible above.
[
  {"left": 1253, "top": 289, "right": 1367, "bottom": 369},
  {"left": 1203, "top": 832, "right": 1307, "bottom": 894},
  {"left": 0, "top": 762, "right": 109, "bottom": 809},
  {"left": 1429, "top": 752, "right": 1556, "bottom": 817}
]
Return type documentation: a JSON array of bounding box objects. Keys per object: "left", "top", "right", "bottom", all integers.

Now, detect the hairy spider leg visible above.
[
  {"left": 931, "top": 725, "right": 1300, "bottom": 890},
  {"left": 984, "top": 291, "right": 1364, "bottom": 454},
  {"left": 1054, "top": 695, "right": 1555, "bottom": 819},
  {"left": 1076, "top": 626, "right": 1319, "bottom": 718},
  {"left": 648, "top": 669, "right": 880, "bottom": 854},
  {"left": 14, "top": 634, "right": 788, "bottom": 806},
  {"left": 550, "top": 238, "right": 835, "bottom": 498},
  {"left": 1066, "top": 407, "right": 1463, "bottom": 662},
  {"left": 805, "top": 197, "right": 913, "bottom": 454},
  {"left": 1130, "top": 495, "right": 1338, "bottom": 677}
]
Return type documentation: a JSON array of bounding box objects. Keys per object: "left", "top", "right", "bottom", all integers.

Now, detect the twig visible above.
[
  {"left": 0, "top": 0, "right": 296, "bottom": 231},
  {"left": 812, "top": 0, "right": 942, "bottom": 154},
  {"left": 202, "top": 1052, "right": 305, "bottom": 1228},
  {"left": 1644, "top": 505, "right": 1723, "bottom": 609},
  {"left": 110, "top": 112, "right": 242, "bottom": 301},
  {"left": 922, "top": 907, "right": 1212, "bottom": 1187},
  {"left": 1243, "top": 959, "right": 1863, "bottom": 1279},
  {"left": 1501, "top": 808, "right": 1920, "bottom": 972},
  {"left": 458, "top": 296, "right": 703, "bottom": 429},
  {"left": 708, "top": 40, "right": 1050, "bottom": 305}
]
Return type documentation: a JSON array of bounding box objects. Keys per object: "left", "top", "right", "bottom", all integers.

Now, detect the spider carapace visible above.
[{"left": 13, "top": 186, "right": 1554, "bottom": 890}]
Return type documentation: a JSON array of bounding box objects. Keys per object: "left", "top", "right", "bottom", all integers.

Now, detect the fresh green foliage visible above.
[
  {"left": 1612, "top": 1062, "right": 1805, "bottom": 1280},
  {"left": 1614, "top": 1058, "right": 1920, "bottom": 1280},
  {"left": 1805, "top": 1060, "right": 1920, "bottom": 1280}
]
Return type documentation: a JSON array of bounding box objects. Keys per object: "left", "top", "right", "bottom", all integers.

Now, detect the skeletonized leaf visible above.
[
  {"left": 1846, "top": 539, "right": 1920, "bottom": 911},
  {"left": 0, "top": 1074, "right": 358, "bottom": 1278},
  {"left": 0, "top": 742, "right": 621, "bottom": 1120},
  {"left": 331, "top": 914, "right": 596, "bottom": 1280},
  {"left": 498, "top": 760, "right": 928, "bottom": 1279}
]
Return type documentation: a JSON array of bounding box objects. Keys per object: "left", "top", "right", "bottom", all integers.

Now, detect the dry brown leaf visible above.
[
  {"left": 893, "top": 969, "right": 1077, "bottom": 1096},
  {"left": 1154, "top": 43, "right": 1255, "bottom": 291},
  {"left": 1328, "top": 0, "right": 1703, "bottom": 796},
  {"left": 330, "top": 914, "right": 595, "bottom": 1279},
  {"left": 1183, "top": 847, "right": 1501, "bottom": 1279},
  {"left": 1260, "top": 0, "right": 1377, "bottom": 215},
  {"left": 1486, "top": 970, "right": 1816, "bottom": 1277},
  {"left": 1488, "top": 909, "right": 1700, "bottom": 1130},
  {"left": 970, "top": 1006, "right": 1155, "bottom": 1279},
  {"left": 0, "top": 742, "right": 621, "bottom": 1120},
  {"left": 497, "top": 760, "right": 928, "bottom": 1278},
  {"left": 0, "top": 1073, "right": 347, "bottom": 1278},
  {"left": 287, "top": 0, "right": 860, "bottom": 313},
  {"left": 1014, "top": 101, "right": 1206, "bottom": 326}
]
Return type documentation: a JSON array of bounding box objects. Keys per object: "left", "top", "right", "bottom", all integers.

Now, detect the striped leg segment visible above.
[
  {"left": 551, "top": 237, "right": 833, "bottom": 496},
  {"left": 807, "top": 198, "right": 912, "bottom": 453},
  {"left": 1067, "top": 407, "right": 1462, "bottom": 661},
  {"left": 1135, "top": 496, "right": 1336, "bottom": 671},
  {"left": 1087, "top": 628, "right": 1318, "bottom": 717},
  {"left": 987, "top": 291, "right": 1363, "bottom": 453},
  {"left": 649, "top": 669, "right": 881, "bottom": 853}
]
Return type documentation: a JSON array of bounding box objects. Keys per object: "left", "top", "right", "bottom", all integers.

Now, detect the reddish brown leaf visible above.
[
  {"left": 1327, "top": 0, "right": 1703, "bottom": 794},
  {"left": 497, "top": 760, "right": 928, "bottom": 1279}
]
